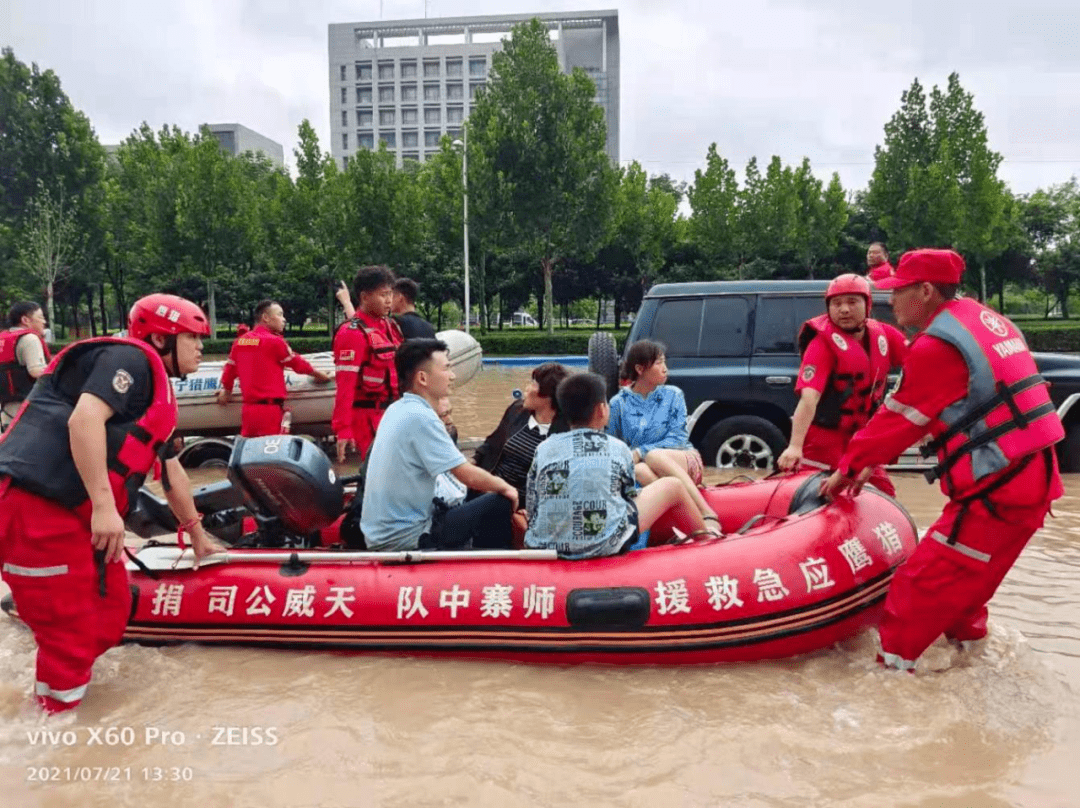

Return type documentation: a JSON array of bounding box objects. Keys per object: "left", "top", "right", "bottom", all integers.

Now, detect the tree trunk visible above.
[
  {"left": 979, "top": 263, "right": 987, "bottom": 305},
  {"left": 478, "top": 250, "right": 488, "bottom": 334},
  {"left": 86, "top": 288, "right": 97, "bottom": 337},
  {"left": 46, "top": 280, "right": 56, "bottom": 337},
  {"left": 99, "top": 283, "right": 109, "bottom": 334},
  {"left": 998, "top": 279, "right": 1005, "bottom": 314},
  {"left": 541, "top": 257, "right": 555, "bottom": 335},
  {"left": 436, "top": 303, "right": 443, "bottom": 331},
  {"left": 596, "top": 296, "right": 602, "bottom": 329},
  {"left": 70, "top": 299, "right": 80, "bottom": 339},
  {"left": 207, "top": 278, "right": 218, "bottom": 338}
]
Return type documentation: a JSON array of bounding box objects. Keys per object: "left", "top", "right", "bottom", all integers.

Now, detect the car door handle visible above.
[{"left": 765, "top": 376, "right": 793, "bottom": 385}]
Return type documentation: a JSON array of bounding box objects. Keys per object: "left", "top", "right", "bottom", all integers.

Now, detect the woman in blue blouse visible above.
[{"left": 607, "top": 339, "right": 721, "bottom": 535}]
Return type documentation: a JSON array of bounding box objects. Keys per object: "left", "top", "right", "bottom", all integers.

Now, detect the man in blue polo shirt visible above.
[{"left": 360, "top": 339, "right": 516, "bottom": 550}]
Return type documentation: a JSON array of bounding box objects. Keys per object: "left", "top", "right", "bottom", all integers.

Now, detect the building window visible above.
[
  {"left": 446, "top": 128, "right": 461, "bottom": 142},
  {"left": 424, "top": 107, "right": 441, "bottom": 125},
  {"left": 379, "top": 130, "right": 396, "bottom": 148},
  {"left": 446, "top": 58, "right": 462, "bottom": 77},
  {"left": 402, "top": 152, "right": 419, "bottom": 163},
  {"left": 379, "top": 109, "right": 395, "bottom": 126},
  {"left": 401, "top": 60, "right": 417, "bottom": 79},
  {"left": 358, "top": 110, "right": 373, "bottom": 127},
  {"left": 343, "top": 155, "right": 350, "bottom": 169},
  {"left": 446, "top": 83, "right": 463, "bottom": 101},
  {"left": 340, "top": 64, "right": 347, "bottom": 81},
  {"left": 424, "top": 83, "right": 440, "bottom": 102},
  {"left": 401, "top": 85, "right": 418, "bottom": 102},
  {"left": 342, "top": 132, "right": 348, "bottom": 150},
  {"left": 379, "top": 85, "right": 395, "bottom": 103},
  {"left": 341, "top": 87, "right": 347, "bottom": 104},
  {"left": 469, "top": 58, "right": 487, "bottom": 77},
  {"left": 469, "top": 82, "right": 485, "bottom": 100},
  {"left": 357, "top": 86, "right": 372, "bottom": 104},
  {"left": 341, "top": 110, "right": 348, "bottom": 127},
  {"left": 447, "top": 106, "right": 463, "bottom": 125},
  {"left": 401, "top": 107, "right": 418, "bottom": 125},
  {"left": 402, "top": 131, "right": 418, "bottom": 148},
  {"left": 358, "top": 132, "right": 374, "bottom": 150},
  {"left": 423, "top": 59, "right": 440, "bottom": 77},
  {"left": 356, "top": 62, "right": 372, "bottom": 81},
  {"left": 378, "top": 62, "right": 395, "bottom": 80},
  {"left": 425, "top": 130, "right": 441, "bottom": 148}
]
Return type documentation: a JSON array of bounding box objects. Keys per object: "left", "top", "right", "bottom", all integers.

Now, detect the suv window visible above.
[
  {"left": 754, "top": 296, "right": 823, "bottom": 354},
  {"left": 652, "top": 299, "right": 701, "bottom": 357},
  {"left": 652, "top": 296, "right": 751, "bottom": 357}
]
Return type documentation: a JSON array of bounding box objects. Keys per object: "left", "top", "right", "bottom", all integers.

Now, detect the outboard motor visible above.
[{"left": 227, "top": 436, "right": 344, "bottom": 547}]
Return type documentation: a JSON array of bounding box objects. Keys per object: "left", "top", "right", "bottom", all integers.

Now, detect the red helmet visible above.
[
  {"left": 825, "top": 274, "right": 872, "bottom": 309},
  {"left": 128, "top": 294, "right": 210, "bottom": 340}
]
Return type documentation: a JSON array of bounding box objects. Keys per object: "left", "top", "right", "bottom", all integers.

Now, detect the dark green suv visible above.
[{"left": 589, "top": 280, "right": 1080, "bottom": 472}]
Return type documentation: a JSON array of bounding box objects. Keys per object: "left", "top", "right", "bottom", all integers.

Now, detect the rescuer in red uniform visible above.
[
  {"left": 867, "top": 241, "right": 894, "bottom": 283},
  {"left": 0, "top": 301, "right": 51, "bottom": 431},
  {"left": 216, "top": 300, "right": 331, "bottom": 437},
  {"left": 778, "top": 274, "right": 908, "bottom": 496},
  {"left": 0, "top": 293, "right": 224, "bottom": 712},
  {"left": 822, "top": 249, "right": 1064, "bottom": 671},
  {"left": 332, "top": 266, "right": 403, "bottom": 462}
]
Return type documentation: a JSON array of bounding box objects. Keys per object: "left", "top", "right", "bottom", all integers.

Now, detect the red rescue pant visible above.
[
  {"left": 351, "top": 407, "right": 388, "bottom": 460},
  {"left": 799, "top": 428, "right": 896, "bottom": 497},
  {"left": 878, "top": 472, "right": 1053, "bottom": 670},
  {"left": 0, "top": 482, "right": 131, "bottom": 712},
  {"left": 240, "top": 403, "right": 287, "bottom": 437}
]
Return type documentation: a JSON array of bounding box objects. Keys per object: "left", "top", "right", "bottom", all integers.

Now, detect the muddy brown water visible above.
[{"left": 1, "top": 363, "right": 1078, "bottom": 806}]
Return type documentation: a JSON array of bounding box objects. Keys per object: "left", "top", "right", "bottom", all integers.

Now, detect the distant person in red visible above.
[
  {"left": 822, "top": 249, "right": 1064, "bottom": 672},
  {"left": 0, "top": 293, "right": 223, "bottom": 713},
  {"left": 235, "top": 323, "right": 250, "bottom": 338},
  {"left": 867, "top": 241, "right": 894, "bottom": 283},
  {"left": 216, "top": 300, "right": 331, "bottom": 436},
  {"left": 778, "top": 274, "right": 908, "bottom": 496},
  {"left": 333, "top": 266, "right": 403, "bottom": 461}
]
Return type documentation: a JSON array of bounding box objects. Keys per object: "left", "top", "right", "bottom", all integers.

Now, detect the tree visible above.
[
  {"left": 468, "top": 18, "right": 614, "bottom": 334},
  {"left": 17, "top": 182, "right": 83, "bottom": 328},
  {"left": 687, "top": 143, "right": 739, "bottom": 275},
  {"left": 791, "top": 159, "right": 849, "bottom": 279}
]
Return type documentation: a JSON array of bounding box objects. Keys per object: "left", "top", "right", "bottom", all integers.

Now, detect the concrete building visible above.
[
  {"left": 327, "top": 10, "right": 619, "bottom": 169},
  {"left": 205, "top": 123, "right": 285, "bottom": 168}
]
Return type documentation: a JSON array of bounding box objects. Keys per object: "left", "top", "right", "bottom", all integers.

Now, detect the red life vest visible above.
[
  {"left": 0, "top": 328, "right": 51, "bottom": 405},
  {"left": 914, "top": 298, "right": 1064, "bottom": 497},
  {"left": 0, "top": 337, "right": 177, "bottom": 519},
  {"left": 335, "top": 315, "right": 403, "bottom": 402},
  {"left": 798, "top": 314, "right": 894, "bottom": 435}
]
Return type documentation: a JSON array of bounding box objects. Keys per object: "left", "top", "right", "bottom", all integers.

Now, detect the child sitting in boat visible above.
[
  {"left": 607, "top": 339, "right": 722, "bottom": 536},
  {"left": 525, "top": 372, "right": 715, "bottom": 559},
  {"left": 360, "top": 339, "right": 517, "bottom": 551}
]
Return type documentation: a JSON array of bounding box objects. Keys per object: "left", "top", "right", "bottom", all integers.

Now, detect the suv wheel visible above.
[
  {"left": 702, "top": 416, "right": 786, "bottom": 471},
  {"left": 588, "top": 332, "right": 620, "bottom": 399}
]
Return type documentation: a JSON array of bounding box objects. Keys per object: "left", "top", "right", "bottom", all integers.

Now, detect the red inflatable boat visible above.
[{"left": 4, "top": 437, "right": 920, "bottom": 665}]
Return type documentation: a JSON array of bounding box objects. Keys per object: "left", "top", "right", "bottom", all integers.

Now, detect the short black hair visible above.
[
  {"left": 556, "top": 372, "right": 607, "bottom": 428},
  {"left": 8, "top": 301, "right": 42, "bottom": 328},
  {"left": 532, "top": 362, "right": 571, "bottom": 404},
  {"left": 354, "top": 265, "right": 396, "bottom": 298},
  {"left": 395, "top": 338, "right": 448, "bottom": 393},
  {"left": 931, "top": 283, "right": 959, "bottom": 300},
  {"left": 254, "top": 300, "right": 277, "bottom": 321},
  {"left": 621, "top": 339, "right": 666, "bottom": 383},
  {"left": 393, "top": 277, "right": 420, "bottom": 303}
]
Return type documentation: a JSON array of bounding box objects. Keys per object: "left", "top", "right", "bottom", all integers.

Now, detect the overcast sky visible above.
[{"left": 5, "top": 0, "right": 1080, "bottom": 196}]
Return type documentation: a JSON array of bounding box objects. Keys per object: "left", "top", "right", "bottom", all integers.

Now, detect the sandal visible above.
[{"left": 702, "top": 514, "right": 723, "bottom": 537}]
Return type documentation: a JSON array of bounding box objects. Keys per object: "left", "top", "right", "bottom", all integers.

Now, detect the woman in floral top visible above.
[{"left": 607, "top": 340, "right": 721, "bottom": 535}]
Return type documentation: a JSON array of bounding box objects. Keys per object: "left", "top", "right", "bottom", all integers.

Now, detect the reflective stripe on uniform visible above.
[
  {"left": 35, "top": 681, "right": 88, "bottom": 703},
  {"left": 930, "top": 530, "right": 991, "bottom": 563},
  {"left": 336, "top": 365, "right": 360, "bottom": 373},
  {"left": 879, "top": 651, "right": 917, "bottom": 671},
  {"left": 799, "top": 458, "right": 831, "bottom": 471},
  {"left": 883, "top": 396, "right": 932, "bottom": 426},
  {"left": 2, "top": 562, "right": 69, "bottom": 577}
]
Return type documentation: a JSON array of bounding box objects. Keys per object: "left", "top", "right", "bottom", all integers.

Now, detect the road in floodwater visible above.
[{"left": 0, "top": 363, "right": 1078, "bottom": 807}]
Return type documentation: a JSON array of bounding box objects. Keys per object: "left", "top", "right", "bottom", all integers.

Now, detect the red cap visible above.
[{"left": 873, "top": 249, "right": 965, "bottom": 290}]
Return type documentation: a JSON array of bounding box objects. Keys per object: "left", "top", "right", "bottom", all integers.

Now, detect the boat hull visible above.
[
  {"left": 103, "top": 472, "right": 919, "bottom": 664},
  {"left": 173, "top": 329, "right": 482, "bottom": 438}
]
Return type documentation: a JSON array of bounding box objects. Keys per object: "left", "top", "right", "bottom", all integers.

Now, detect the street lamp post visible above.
[{"left": 452, "top": 130, "right": 470, "bottom": 334}]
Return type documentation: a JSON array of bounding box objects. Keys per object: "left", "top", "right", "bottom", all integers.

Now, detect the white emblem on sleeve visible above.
[
  {"left": 878, "top": 335, "right": 888, "bottom": 356},
  {"left": 112, "top": 369, "right": 134, "bottom": 394},
  {"left": 831, "top": 333, "right": 848, "bottom": 351}
]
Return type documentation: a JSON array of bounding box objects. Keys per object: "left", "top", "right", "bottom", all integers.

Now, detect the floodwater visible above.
[{"left": 1, "top": 363, "right": 1078, "bottom": 807}]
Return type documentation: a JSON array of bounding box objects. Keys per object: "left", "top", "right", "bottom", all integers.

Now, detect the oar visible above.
[{"left": 128, "top": 545, "right": 559, "bottom": 572}]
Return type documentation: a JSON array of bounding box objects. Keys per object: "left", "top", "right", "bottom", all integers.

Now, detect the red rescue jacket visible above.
[
  {"left": 798, "top": 315, "right": 894, "bottom": 435},
  {"left": 916, "top": 298, "right": 1064, "bottom": 497},
  {"left": 335, "top": 315, "right": 403, "bottom": 403},
  {"left": 0, "top": 328, "right": 51, "bottom": 405},
  {"left": 0, "top": 337, "right": 177, "bottom": 519}
]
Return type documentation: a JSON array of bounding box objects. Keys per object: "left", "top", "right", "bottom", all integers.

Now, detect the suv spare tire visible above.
[
  {"left": 701, "top": 415, "right": 786, "bottom": 471},
  {"left": 588, "top": 332, "right": 620, "bottom": 399}
]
